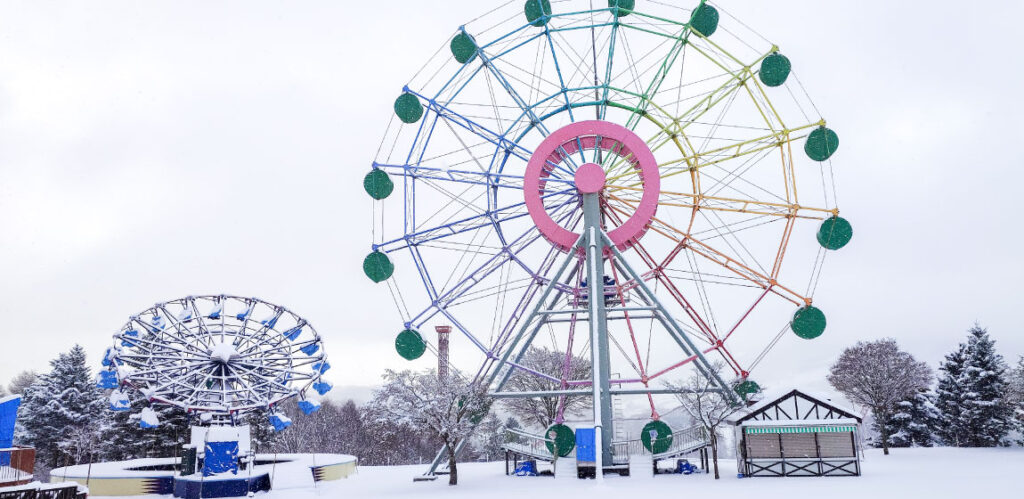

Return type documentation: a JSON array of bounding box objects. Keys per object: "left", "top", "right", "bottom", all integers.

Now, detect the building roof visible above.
[{"left": 728, "top": 388, "right": 862, "bottom": 426}]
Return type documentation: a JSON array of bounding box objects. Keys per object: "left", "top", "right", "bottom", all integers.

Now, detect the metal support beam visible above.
[
  {"left": 582, "top": 191, "right": 614, "bottom": 470},
  {"left": 490, "top": 387, "right": 727, "bottom": 398}
]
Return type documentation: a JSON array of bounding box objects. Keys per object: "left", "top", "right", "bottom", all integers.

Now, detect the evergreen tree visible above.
[
  {"left": 471, "top": 413, "right": 505, "bottom": 461},
  {"left": 504, "top": 417, "right": 524, "bottom": 445},
  {"left": 934, "top": 343, "right": 969, "bottom": 445},
  {"left": 103, "top": 398, "right": 189, "bottom": 460},
  {"left": 960, "top": 326, "right": 1013, "bottom": 446},
  {"left": 335, "top": 400, "right": 365, "bottom": 454},
  {"left": 1007, "top": 357, "right": 1024, "bottom": 442},
  {"left": 18, "top": 345, "right": 110, "bottom": 471},
  {"left": 244, "top": 407, "right": 279, "bottom": 454},
  {"left": 935, "top": 325, "right": 1013, "bottom": 446},
  {"left": 888, "top": 389, "right": 938, "bottom": 447}
]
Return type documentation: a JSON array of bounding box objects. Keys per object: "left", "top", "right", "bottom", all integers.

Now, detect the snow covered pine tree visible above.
[
  {"left": 935, "top": 326, "right": 1013, "bottom": 447},
  {"left": 17, "top": 345, "right": 110, "bottom": 472},
  {"left": 963, "top": 326, "right": 1013, "bottom": 446},
  {"left": 887, "top": 388, "right": 939, "bottom": 447},
  {"left": 935, "top": 341, "right": 969, "bottom": 446},
  {"left": 1006, "top": 357, "right": 1024, "bottom": 442}
]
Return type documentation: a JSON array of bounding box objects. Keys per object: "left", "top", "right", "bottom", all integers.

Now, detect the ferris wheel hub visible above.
[
  {"left": 209, "top": 341, "right": 239, "bottom": 364},
  {"left": 574, "top": 163, "right": 606, "bottom": 194},
  {"left": 523, "top": 120, "right": 660, "bottom": 252}
]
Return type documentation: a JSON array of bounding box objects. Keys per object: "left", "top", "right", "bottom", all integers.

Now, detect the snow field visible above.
[{"left": 87, "top": 447, "right": 1021, "bottom": 498}]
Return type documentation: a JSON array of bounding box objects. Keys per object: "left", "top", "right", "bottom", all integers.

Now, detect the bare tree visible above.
[
  {"left": 827, "top": 339, "right": 933, "bottom": 455},
  {"left": 369, "top": 369, "right": 489, "bottom": 485},
  {"left": 666, "top": 362, "right": 736, "bottom": 479},
  {"left": 502, "top": 347, "right": 591, "bottom": 429},
  {"left": 7, "top": 370, "right": 37, "bottom": 395}
]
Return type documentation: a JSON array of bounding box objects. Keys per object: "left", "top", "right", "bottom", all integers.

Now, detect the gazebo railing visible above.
[{"left": 0, "top": 447, "right": 35, "bottom": 485}]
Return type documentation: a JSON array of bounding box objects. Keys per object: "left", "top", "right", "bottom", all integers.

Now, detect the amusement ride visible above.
[{"left": 364, "top": 0, "right": 851, "bottom": 476}]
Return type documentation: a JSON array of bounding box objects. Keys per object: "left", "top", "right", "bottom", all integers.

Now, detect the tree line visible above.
[
  {"left": 7, "top": 345, "right": 516, "bottom": 481},
  {"left": 828, "top": 324, "right": 1024, "bottom": 453}
]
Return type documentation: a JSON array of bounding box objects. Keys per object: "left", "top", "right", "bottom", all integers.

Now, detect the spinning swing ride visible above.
[
  {"left": 98, "top": 295, "right": 333, "bottom": 429},
  {"left": 364, "top": 0, "right": 851, "bottom": 472}
]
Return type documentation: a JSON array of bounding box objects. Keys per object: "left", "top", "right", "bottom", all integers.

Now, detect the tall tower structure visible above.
[{"left": 435, "top": 325, "right": 451, "bottom": 382}]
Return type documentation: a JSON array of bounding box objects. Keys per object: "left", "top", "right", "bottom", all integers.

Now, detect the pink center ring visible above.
[{"left": 523, "top": 120, "right": 660, "bottom": 252}]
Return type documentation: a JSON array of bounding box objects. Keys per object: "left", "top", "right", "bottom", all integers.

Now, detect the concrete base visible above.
[
  {"left": 553, "top": 458, "right": 576, "bottom": 480},
  {"left": 629, "top": 455, "right": 654, "bottom": 479}
]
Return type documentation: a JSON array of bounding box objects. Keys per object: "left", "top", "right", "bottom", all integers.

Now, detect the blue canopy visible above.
[
  {"left": 261, "top": 315, "right": 279, "bottom": 329},
  {"left": 283, "top": 326, "right": 303, "bottom": 341},
  {"left": 97, "top": 370, "right": 119, "bottom": 389},
  {"left": 121, "top": 329, "right": 140, "bottom": 348},
  {"left": 298, "top": 399, "right": 321, "bottom": 415},
  {"left": 269, "top": 413, "right": 292, "bottom": 432},
  {"left": 313, "top": 381, "right": 333, "bottom": 396},
  {"left": 312, "top": 360, "right": 331, "bottom": 375}
]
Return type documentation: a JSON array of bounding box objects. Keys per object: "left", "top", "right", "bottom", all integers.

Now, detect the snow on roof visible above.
[
  {"left": 741, "top": 418, "right": 860, "bottom": 427},
  {"left": 0, "top": 394, "right": 21, "bottom": 405},
  {"left": 727, "top": 388, "right": 862, "bottom": 425}
]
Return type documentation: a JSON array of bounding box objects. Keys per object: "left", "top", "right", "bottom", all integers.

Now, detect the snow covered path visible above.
[{"left": 92, "top": 448, "right": 1021, "bottom": 498}]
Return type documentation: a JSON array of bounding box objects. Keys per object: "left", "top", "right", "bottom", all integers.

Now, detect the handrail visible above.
[
  {"left": 611, "top": 425, "right": 710, "bottom": 461},
  {"left": 0, "top": 446, "right": 35, "bottom": 484},
  {"left": 501, "top": 425, "right": 710, "bottom": 463},
  {"left": 501, "top": 428, "right": 567, "bottom": 460}
]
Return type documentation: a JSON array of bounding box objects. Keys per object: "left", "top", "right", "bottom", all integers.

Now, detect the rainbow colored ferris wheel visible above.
[{"left": 363, "top": 0, "right": 851, "bottom": 470}]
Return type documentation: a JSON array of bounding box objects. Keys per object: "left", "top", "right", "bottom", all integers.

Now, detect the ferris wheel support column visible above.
[{"left": 582, "top": 189, "right": 614, "bottom": 475}]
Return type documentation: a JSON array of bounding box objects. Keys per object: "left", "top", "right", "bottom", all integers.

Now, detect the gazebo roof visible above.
[{"left": 729, "top": 388, "right": 862, "bottom": 426}]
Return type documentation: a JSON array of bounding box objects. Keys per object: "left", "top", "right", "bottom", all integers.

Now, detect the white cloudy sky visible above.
[{"left": 1, "top": 0, "right": 1023, "bottom": 403}]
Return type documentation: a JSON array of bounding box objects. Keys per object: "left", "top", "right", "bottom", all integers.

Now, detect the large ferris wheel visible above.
[{"left": 363, "top": 0, "right": 851, "bottom": 469}]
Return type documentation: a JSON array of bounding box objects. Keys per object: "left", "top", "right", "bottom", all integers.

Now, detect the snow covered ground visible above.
[{"left": 90, "top": 447, "right": 1021, "bottom": 498}]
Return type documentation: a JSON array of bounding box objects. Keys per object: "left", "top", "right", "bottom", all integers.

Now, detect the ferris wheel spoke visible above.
[
  {"left": 374, "top": 162, "right": 531, "bottom": 191},
  {"left": 540, "top": 30, "right": 577, "bottom": 123},
  {"left": 408, "top": 202, "right": 581, "bottom": 330},
  {"left": 477, "top": 50, "right": 554, "bottom": 137},
  {"left": 638, "top": 212, "right": 808, "bottom": 307},
  {"left": 375, "top": 188, "right": 575, "bottom": 253},
  {"left": 156, "top": 304, "right": 215, "bottom": 351},
  {"left": 608, "top": 186, "right": 833, "bottom": 222},
  {"left": 407, "top": 90, "right": 541, "bottom": 167},
  {"left": 222, "top": 365, "right": 281, "bottom": 405},
  {"left": 599, "top": 209, "right": 722, "bottom": 347},
  {"left": 129, "top": 360, "right": 212, "bottom": 381},
  {"left": 628, "top": 73, "right": 765, "bottom": 172},
  {"left": 620, "top": 14, "right": 702, "bottom": 131},
  {"left": 119, "top": 330, "right": 198, "bottom": 357},
  {"left": 547, "top": 27, "right": 603, "bottom": 99}
]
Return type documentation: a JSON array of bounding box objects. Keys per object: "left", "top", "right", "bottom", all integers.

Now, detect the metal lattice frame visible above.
[
  {"left": 366, "top": 0, "right": 848, "bottom": 473},
  {"left": 104, "top": 295, "right": 329, "bottom": 417}
]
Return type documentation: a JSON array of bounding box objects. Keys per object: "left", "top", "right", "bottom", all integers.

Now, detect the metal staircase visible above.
[{"left": 502, "top": 424, "right": 710, "bottom": 465}]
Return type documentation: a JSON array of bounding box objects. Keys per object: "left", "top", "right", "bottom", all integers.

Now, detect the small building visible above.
[
  {"left": 1, "top": 395, "right": 34, "bottom": 487},
  {"left": 729, "top": 389, "right": 862, "bottom": 477}
]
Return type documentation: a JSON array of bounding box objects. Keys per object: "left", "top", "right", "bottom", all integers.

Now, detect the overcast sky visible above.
[{"left": 2, "top": 0, "right": 1023, "bottom": 404}]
